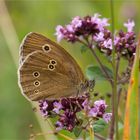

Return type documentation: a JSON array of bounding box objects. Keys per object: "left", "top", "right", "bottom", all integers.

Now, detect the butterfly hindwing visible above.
[{"left": 18, "top": 50, "right": 82, "bottom": 101}]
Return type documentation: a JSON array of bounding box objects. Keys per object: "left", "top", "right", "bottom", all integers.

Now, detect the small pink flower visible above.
[
  {"left": 82, "top": 99, "right": 90, "bottom": 111},
  {"left": 82, "top": 99, "right": 88, "bottom": 107},
  {"left": 94, "top": 100, "right": 107, "bottom": 108},
  {"left": 56, "top": 121, "right": 63, "bottom": 131},
  {"left": 94, "top": 32, "right": 104, "bottom": 42},
  {"left": 55, "top": 25, "right": 65, "bottom": 42},
  {"left": 124, "top": 19, "right": 135, "bottom": 32},
  {"left": 96, "top": 18, "right": 110, "bottom": 31},
  {"left": 39, "top": 101, "right": 49, "bottom": 117},
  {"left": 42, "top": 101, "right": 48, "bottom": 110},
  {"left": 91, "top": 13, "right": 101, "bottom": 23},
  {"left": 88, "top": 107, "right": 98, "bottom": 117},
  {"left": 53, "top": 101, "right": 63, "bottom": 114},
  {"left": 66, "top": 24, "right": 74, "bottom": 32},
  {"left": 101, "top": 18, "right": 110, "bottom": 26},
  {"left": 114, "top": 36, "right": 120, "bottom": 46},
  {"left": 103, "top": 39, "right": 113, "bottom": 50},
  {"left": 71, "top": 16, "right": 82, "bottom": 28},
  {"left": 41, "top": 111, "right": 48, "bottom": 117},
  {"left": 103, "top": 113, "right": 112, "bottom": 123}
]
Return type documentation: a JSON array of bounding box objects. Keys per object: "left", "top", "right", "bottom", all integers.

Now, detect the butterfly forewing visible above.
[{"left": 19, "top": 32, "right": 84, "bottom": 81}]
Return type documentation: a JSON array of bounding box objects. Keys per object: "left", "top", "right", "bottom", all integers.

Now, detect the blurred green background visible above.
[{"left": 0, "top": 0, "right": 139, "bottom": 140}]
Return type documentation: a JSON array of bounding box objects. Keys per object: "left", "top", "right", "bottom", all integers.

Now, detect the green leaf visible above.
[
  {"left": 73, "top": 126, "right": 82, "bottom": 137},
  {"left": 86, "top": 65, "right": 113, "bottom": 81},
  {"left": 103, "top": 65, "right": 113, "bottom": 78},
  {"left": 123, "top": 41, "right": 139, "bottom": 140},
  {"left": 93, "top": 119, "right": 107, "bottom": 133},
  {"left": 117, "top": 122, "right": 123, "bottom": 140},
  {"left": 80, "top": 45, "right": 88, "bottom": 53}
]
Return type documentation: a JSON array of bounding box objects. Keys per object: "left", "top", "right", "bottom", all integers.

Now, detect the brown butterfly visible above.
[{"left": 18, "top": 32, "right": 93, "bottom": 101}]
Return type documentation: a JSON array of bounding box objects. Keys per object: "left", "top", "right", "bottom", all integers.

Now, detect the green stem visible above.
[
  {"left": 109, "top": 0, "right": 119, "bottom": 140},
  {"left": 89, "top": 48, "right": 113, "bottom": 87},
  {"left": 57, "top": 133, "right": 74, "bottom": 140},
  {"left": 0, "top": 1, "right": 57, "bottom": 140},
  {"left": 77, "top": 39, "right": 113, "bottom": 87},
  {"left": 83, "top": 130, "right": 86, "bottom": 140},
  {"left": 94, "top": 133, "right": 106, "bottom": 140},
  {"left": 85, "top": 36, "right": 113, "bottom": 87},
  {"left": 89, "top": 126, "right": 94, "bottom": 140}
]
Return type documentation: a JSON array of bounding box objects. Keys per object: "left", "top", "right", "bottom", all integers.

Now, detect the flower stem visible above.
[
  {"left": 57, "top": 133, "right": 74, "bottom": 140},
  {"left": 89, "top": 125, "right": 94, "bottom": 140},
  {"left": 77, "top": 39, "right": 113, "bottom": 87},
  {"left": 109, "top": 0, "right": 119, "bottom": 140},
  {"left": 89, "top": 48, "right": 113, "bottom": 87},
  {"left": 94, "top": 133, "right": 106, "bottom": 140},
  {"left": 83, "top": 130, "right": 86, "bottom": 140},
  {"left": 0, "top": 1, "right": 57, "bottom": 140},
  {"left": 116, "top": 54, "right": 120, "bottom": 80}
]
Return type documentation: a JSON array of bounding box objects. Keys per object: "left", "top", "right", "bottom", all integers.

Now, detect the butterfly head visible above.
[{"left": 79, "top": 80, "right": 95, "bottom": 93}]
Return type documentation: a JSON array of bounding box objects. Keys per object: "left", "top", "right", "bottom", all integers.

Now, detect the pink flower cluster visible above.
[
  {"left": 83, "top": 99, "right": 112, "bottom": 123},
  {"left": 95, "top": 20, "right": 136, "bottom": 58},
  {"left": 39, "top": 93, "right": 112, "bottom": 131},
  {"left": 55, "top": 14, "right": 136, "bottom": 58},
  {"left": 55, "top": 14, "right": 109, "bottom": 42}
]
